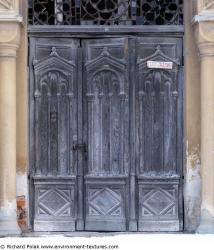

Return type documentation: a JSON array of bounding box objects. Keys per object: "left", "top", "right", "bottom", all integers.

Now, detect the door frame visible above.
[{"left": 27, "top": 25, "right": 185, "bottom": 231}]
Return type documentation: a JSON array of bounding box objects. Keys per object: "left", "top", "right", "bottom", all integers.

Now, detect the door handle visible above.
[{"left": 73, "top": 143, "right": 87, "bottom": 152}]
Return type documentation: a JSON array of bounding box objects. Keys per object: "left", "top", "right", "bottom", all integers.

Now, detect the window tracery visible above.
[{"left": 28, "top": 0, "right": 183, "bottom": 25}]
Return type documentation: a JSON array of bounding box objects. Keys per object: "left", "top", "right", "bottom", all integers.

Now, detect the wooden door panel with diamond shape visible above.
[
  {"left": 82, "top": 38, "right": 130, "bottom": 231},
  {"left": 136, "top": 37, "right": 183, "bottom": 231},
  {"left": 29, "top": 37, "right": 79, "bottom": 231}
]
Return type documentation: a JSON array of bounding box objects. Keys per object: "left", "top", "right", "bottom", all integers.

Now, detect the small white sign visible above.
[{"left": 147, "top": 60, "right": 173, "bottom": 69}]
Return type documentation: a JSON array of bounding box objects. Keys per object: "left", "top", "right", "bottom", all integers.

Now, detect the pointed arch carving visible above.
[
  {"left": 86, "top": 47, "right": 127, "bottom": 96},
  {"left": 137, "top": 45, "right": 180, "bottom": 70},
  {"left": 34, "top": 47, "right": 75, "bottom": 97},
  {"left": 33, "top": 47, "right": 76, "bottom": 176},
  {"left": 137, "top": 45, "right": 179, "bottom": 175},
  {"left": 85, "top": 48, "right": 129, "bottom": 175}
]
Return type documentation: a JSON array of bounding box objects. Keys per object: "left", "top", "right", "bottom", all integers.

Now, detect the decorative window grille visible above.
[{"left": 28, "top": 0, "right": 183, "bottom": 25}]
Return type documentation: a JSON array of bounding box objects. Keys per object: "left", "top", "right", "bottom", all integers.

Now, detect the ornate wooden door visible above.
[
  {"left": 135, "top": 37, "right": 183, "bottom": 231},
  {"left": 29, "top": 38, "right": 80, "bottom": 231},
  {"left": 29, "top": 36, "right": 183, "bottom": 232},
  {"left": 82, "top": 38, "right": 130, "bottom": 231}
]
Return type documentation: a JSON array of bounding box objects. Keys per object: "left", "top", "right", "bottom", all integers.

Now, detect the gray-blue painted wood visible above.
[{"left": 29, "top": 34, "right": 183, "bottom": 232}]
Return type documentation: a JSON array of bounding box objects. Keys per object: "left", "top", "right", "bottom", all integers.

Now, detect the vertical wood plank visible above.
[
  {"left": 129, "top": 37, "right": 137, "bottom": 231},
  {"left": 77, "top": 46, "right": 84, "bottom": 230}
]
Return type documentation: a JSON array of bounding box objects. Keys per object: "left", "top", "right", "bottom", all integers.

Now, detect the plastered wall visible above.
[
  {"left": 184, "top": 0, "right": 201, "bottom": 232},
  {"left": 16, "top": 0, "right": 28, "bottom": 230}
]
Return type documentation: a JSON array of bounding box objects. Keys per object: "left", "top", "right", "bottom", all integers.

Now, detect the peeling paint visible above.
[
  {"left": 16, "top": 172, "right": 28, "bottom": 231},
  {"left": 0, "top": 199, "right": 17, "bottom": 218},
  {"left": 0, "top": 199, "right": 21, "bottom": 236},
  {"left": 16, "top": 172, "right": 27, "bottom": 197},
  {"left": 184, "top": 141, "right": 201, "bottom": 232},
  {"left": 186, "top": 141, "right": 201, "bottom": 168},
  {"left": 197, "top": 209, "right": 214, "bottom": 233},
  {"left": 17, "top": 195, "right": 27, "bottom": 231}
]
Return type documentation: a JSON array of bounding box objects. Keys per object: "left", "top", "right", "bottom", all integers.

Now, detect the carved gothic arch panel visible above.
[
  {"left": 142, "top": 69, "right": 176, "bottom": 92},
  {"left": 86, "top": 48, "right": 127, "bottom": 96},
  {"left": 33, "top": 47, "right": 75, "bottom": 96},
  {"left": 137, "top": 45, "right": 180, "bottom": 71},
  {"left": 38, "top": 70, "right": 70, "bottom": 96}
]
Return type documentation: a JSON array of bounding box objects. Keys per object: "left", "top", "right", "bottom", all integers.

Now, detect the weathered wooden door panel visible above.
[
  {"left": 29, "top": 37, "right": 79, "bottom": 231},
  {"left": 136, "top": 37, "right": 183, "bottom": 231},
  {"left": 82, "top": 38, "right": 130, "bottom": 231},
  {"left": 29, "top": 36, "right": 183, "bottom": 232}
]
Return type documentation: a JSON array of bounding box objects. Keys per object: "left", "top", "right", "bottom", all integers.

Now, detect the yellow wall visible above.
[
  {"left": 184, "top": 0, "right": 201, "bottom": 231},
  {"left": 16, "top": 0, "right": 27, "bottom": 174}
]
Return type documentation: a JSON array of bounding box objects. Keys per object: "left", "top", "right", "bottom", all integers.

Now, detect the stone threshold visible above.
[{"left": 20, "top": 231, "right": 186, "bottom": 238}]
